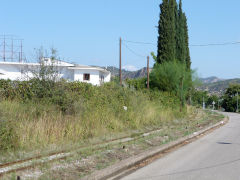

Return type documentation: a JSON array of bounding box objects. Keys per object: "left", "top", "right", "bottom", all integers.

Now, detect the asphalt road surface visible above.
[{"left": 122, "top": 112, "right": 240, "bottom": 180}]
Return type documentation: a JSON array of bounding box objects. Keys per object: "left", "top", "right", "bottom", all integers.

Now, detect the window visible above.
[{"left": 83, "top": 73, "right": 90, "bottom": 81}]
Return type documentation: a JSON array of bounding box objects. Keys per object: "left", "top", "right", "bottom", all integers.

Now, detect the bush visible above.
[
  {"left": 0, "top": 119, "right": 19, "bottom": 151},
  {"left": 222, "top": 84, "right": 240, "bottom": 112},
  {"left": 0, "top": 80, "right": 186, "bottom": 151},
  {"left": 126, "top": 78, "right": 147, "bottom": 90},
  {"left": 150, "top": 61, "right": 193, "bottom": 109}
]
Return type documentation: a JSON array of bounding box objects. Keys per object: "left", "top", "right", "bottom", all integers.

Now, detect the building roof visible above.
[
  {"left": 0, "top": 60, "right": 110, "bottom": 74},
  {"left": 68, "top": 65, "right": 109, "bottom": 73}
]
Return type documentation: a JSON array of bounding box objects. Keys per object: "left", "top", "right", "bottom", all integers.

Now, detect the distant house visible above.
[{"left": 0, "top": 58, "right": 111, "bottom": 86}]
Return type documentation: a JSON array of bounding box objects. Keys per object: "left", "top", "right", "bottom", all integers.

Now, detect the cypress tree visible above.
[
  {"left": 174, "top": 0, "right": 179, "bottom": 60},
  {"left": 157, "top": 0, "right": 176, "bottom": 64},
  {"left": 176, "top": 0, "right": 186, "bottom": 63},
  {"left": 157, "top": 0, "right": 191, "bottom": 69},
  {"left": 169, "top": 0, "right": 177, "bottom": 60},
  {"left": 183, "top": 13, "right": 191, "bottom": 70}
]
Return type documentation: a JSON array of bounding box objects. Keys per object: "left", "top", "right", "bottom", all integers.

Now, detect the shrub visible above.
[
  {"left": 0, "top": 80, "right": 186, "bottom": 151},
  {"left": 222, "top": 84, "right": 240, "bottom": 112},
  {"left": 0, "top": 119, "right": 19, "bottom": 151},
  {"left": 126, "top": 78, "right": 147, "bottom": 90}
]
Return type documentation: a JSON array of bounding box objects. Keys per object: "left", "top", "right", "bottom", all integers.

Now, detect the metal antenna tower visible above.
[{"left": 0, "top": 35, "right": 25, "bottom": 62}]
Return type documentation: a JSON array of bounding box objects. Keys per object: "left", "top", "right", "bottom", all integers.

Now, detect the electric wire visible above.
[
  {"left": 122, "top": 42, "right": 147, "bottom": 58},
  {"left": 123, "top": 39, "right": 240, "bottom": 47}
]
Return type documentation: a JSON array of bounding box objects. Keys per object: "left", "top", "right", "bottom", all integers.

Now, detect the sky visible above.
[{"left": 0, "top": 0, "right": 240, "bottom": 79}]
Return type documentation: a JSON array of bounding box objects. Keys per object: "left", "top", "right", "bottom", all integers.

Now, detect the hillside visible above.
[
  {"left": 106, "top": 66, "right": 152, "bottom": 80},
  {"left": 199, "top": 76, "right": 225, "bottom": 84},
  {"left": 198, "top": 78, "right": 240, "bottom": 95},
  {"left": 105, "top": 67, "right": 239, "bottom": 96}
]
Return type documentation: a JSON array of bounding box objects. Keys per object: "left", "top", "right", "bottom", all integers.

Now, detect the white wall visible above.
[
  {"left": 74, "top": 69, "right": 100, "bottom": 86},
  {"left": 0, "top": 63, "right": 111, "bottom": 86},
  {"left": 0, "top": 64, "right": 23, "bottom": 80},
  {"left": 58, "top": 67, "right": 74, "bottom": 81},
  {"left": 105, "top": 72, "right": 111, "bottom": 82}
]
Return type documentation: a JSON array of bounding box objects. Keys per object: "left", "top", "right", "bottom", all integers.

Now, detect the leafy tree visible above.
[
  {"left": 222, "top": 84, "right": 240, "bottom": 112},
  {"left": 207, "top": 94, "right": 219, "bottom": 109},
  {"left": 151, "top": 52, "right": 157, "bottom": 63},
  {"left": 126, "top": 78, "right": 147, "bottom": 90},
  {"left": 192, "top": 90, "right": 208, "bottom": 107},
  {"left": 150, "top": 60, "right": 192, "bottom": 109}
]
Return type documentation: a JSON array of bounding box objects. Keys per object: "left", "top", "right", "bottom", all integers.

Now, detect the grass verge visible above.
[{"left": 2, "top": 110, "right": 224, "bottom": 180}]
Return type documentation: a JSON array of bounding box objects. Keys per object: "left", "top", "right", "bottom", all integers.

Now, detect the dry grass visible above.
[
  {"left": 2, "top": 109, "right": 224, "bottom": 180},
  {"left": 0, "top": 82, "right": 188, "bottom": 163}
]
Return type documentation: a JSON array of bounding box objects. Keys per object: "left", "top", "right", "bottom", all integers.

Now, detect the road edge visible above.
[{"left": 83, "top": 115, "right": 229, "bottom": 180}]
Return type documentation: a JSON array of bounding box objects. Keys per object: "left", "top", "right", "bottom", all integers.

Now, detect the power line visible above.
[
  {"left": 123, "top": 39, "right": 240, "bottom": 47},
  {"left": 191, "top": 41, "right": 240, "bottom": 47},
  {"left": 123, "top": 40, "right": 156, "bottom": 46},
  {"left": 122, "top": 42, "right": 146, "bottom": 58}
]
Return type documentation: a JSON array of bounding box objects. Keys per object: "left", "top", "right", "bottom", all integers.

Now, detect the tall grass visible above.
[{"left": 0, "top": 80, "right": 185, "bottom": 152}]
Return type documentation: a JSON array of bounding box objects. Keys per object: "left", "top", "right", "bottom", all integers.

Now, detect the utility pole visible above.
[
  {"left": 19, "top": 52, "right": 21, "bottom": 62},
  {"left": 119, "top": 37, "right": 122, "bottom": 86},
  {"left": 180, "top": 76, "right": 184, "bottom": 112},
  {"left": 237, "top": 91, "right": 239, "bottom": 113},
  {"left": 20, "top": 40, "right": 23, "bottom": 62},
  {"left": 147, "top": 56, "right": 150, "bottom": 89},
  {"left": 3, "top": 35, "right": 5, "bottom": 62},
  {"left": 11, "top": 38, "right": 14, "bottom": 62}
]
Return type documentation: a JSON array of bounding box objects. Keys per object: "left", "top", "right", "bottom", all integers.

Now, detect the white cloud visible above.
[{"left": 123, "top": 65, "right": 138, "bottom": 71}]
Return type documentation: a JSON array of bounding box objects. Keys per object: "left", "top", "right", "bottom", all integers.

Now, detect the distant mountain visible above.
[
  {"left": 106, "top": 66, "right": 152, "bottom": 80},
  {"left": 198, "top": 78, "right": 240, "bottom": 95},
  {"left": 105, "top": 67, "right": 239, "bottom": 96},
  {"left": 199, "top": 76, "right": 225, "bottom": 84}
]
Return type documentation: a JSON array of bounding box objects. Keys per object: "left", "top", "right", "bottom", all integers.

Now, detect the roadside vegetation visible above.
[
  {"left": 222, "top": 84, "right": 240, "bottom": 112},
  {"left": 191, "top": 84, "right": 240, "bottom": 112},
  {"left": 0, "top": 79, "right": 184, "bottom": 153},
  {"left": 2, "top": 108, "right": 224, "bottom": 180}
]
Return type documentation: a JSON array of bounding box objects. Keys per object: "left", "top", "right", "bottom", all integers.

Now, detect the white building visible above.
[{"left": 0, "top": 58, "right": 111, "bottom": 86}]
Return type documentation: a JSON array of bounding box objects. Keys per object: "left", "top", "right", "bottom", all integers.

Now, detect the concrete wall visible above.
[
  {"left": 0, "top": 64, "right": 24, "bottom": 80},
  {"left": 74, "top": 69, "right": 100, "bottom": 86},
  {"left": 58, "top": 67, "right": 74, "bottom": 81},
  {"left": 105, "top": 72, "right": 111, "bottom": 82}
]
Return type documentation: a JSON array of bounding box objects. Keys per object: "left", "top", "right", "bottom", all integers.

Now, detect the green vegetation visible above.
[
  {"left": 3, "top": 110, "right": 224, "bottom": 180},
  {"left": 157, "top": 0, "right": 191, "bottom": 69},
  {"left": 192, "top": 90, "right": 220, "bottom": 109},
  {"left": 222, "top": 84, "right": 240, "bottom": 112},
  {"left": 193, "top": 83, "right": 240, "bottom": 112},
  {"left": 150, "top": 0, "right": 192, "bottom": 110},
  {"left": 126, "top": 78, "right": 147, "bottom": 90},
  {"left": 198, "top": 78, "right": 240, "bottom": 96},
  {"left": 0, "top": 79, "right": 186, "bottom": 152},
  {"left": 150, "top": 61, "right": 192, "bottom": 95}
]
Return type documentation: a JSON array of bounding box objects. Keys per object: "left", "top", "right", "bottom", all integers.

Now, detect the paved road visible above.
[{"left": 122, "top": 112, "right": 240, "bottom": 180}]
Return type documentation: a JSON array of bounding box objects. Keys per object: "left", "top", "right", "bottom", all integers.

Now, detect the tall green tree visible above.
[
  {"left": 183, "top": 13, "right": 191, "bottom": 70},
  {"left": 176, "top": 0, "right": 186, "bottom": 64},
  {"left": 169, "top": 0, "right": 177, "bottom": 59},
  {"left": 157, "top": 0, "right": 191, "bottom": 70},
  {"left": 157, "top": 0, "right": 176, "bottom": 64}
]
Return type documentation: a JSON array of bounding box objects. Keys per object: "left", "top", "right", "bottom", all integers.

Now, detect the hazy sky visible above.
[{"left": 0, "top": 0, "right": 240, "bottom": 79}]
